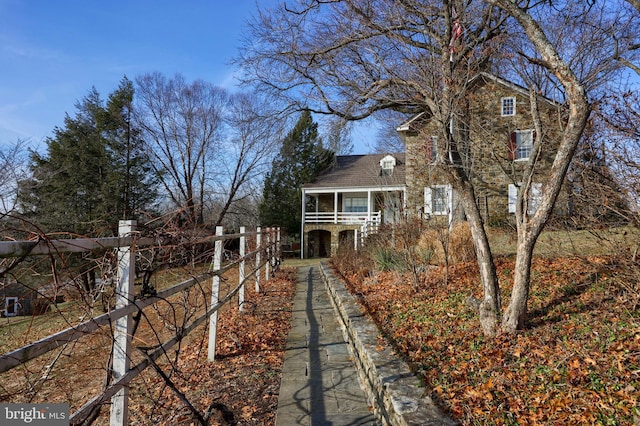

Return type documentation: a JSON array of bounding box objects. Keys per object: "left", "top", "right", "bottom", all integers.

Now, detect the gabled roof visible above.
[
  {"left": 303, "top": 153, "right": 405, "bottom": 189},
  {"left": 396, "top": 72, "right": 561, "bottom": 132},
  {"left": 469, "top": 72, "right": 560, "bottom": 107}
]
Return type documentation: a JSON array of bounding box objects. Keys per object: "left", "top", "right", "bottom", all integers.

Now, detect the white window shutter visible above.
[
  {"left": 508, "top": 184, "right": 517, "bottom": 213},
  {"left": 424, "top": 187, "right": 433, "bottom": 215},
  {"left": 528, "top": 183, "right": 542, "bottom": 215}
]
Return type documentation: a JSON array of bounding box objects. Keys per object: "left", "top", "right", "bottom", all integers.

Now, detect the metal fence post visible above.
[
  {"left": 255, "top": 227, "right": 261, "bottom": 293},
  {"left": 110, "top": 220, "right": 136, "bottom": 426},
  {"left": 208, "top": 226, "right": 223, "bottom": 361},
  {"left": 238, "top": 226, "right": 246, "bottom": 312}
]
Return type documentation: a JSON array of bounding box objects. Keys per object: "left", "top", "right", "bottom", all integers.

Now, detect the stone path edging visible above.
[{"left": 319, "top": 263, "right": 457, "bottom": 426}]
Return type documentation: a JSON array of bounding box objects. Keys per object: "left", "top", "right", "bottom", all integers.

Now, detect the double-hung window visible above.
[
  {"left": 501, "top": 97, "right": 516, "bottom": 116},
  {"left": 424, "top": 185, "right": 452, "bottom": 216},
  {"left": 344, "top": 196, "right": 367, "bottom": 213},
  {"left": 514, "top": 130, "right": 534, "bottom": 161},
  {"left": 508, "top": 182, "right": 541, "bottom": 215},
  {"left": 508, "top": 130, "right": 535, "bottom": 161}
]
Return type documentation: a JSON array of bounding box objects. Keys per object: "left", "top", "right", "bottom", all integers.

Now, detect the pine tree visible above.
[
  {"left": 259, "top": 111, "right": 334, "bottom": 236},
  {"left": 100, "top": 77, "right": 158, "bottom": 220},
  {"left": 18, "top": 82, "right": 157, "bottom": 235}
]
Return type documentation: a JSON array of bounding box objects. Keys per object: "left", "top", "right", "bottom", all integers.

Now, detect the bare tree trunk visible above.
[
  {"left": 502, "top": 236, "right": 534, "bottom": 331},
  {"left": 490, "top": 0, "right": 592, "bottom": 334},
  {"left": 456, "top": 179, "right": 501, "bottom": 336}
]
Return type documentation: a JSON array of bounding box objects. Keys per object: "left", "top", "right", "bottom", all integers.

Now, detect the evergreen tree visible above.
[
  {"left": 100, "top": 77, "right": 158, "bottom": 220},
  {"left": 259, "top": 111, "right": 334, "bottom": 236},
  {"left": 18, "top": 82, "right": 157, "bottom": 235}
]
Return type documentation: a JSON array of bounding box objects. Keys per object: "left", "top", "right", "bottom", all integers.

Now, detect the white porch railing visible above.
[{"left": 304, "top": 211, "right": 381, "bottom": 225}]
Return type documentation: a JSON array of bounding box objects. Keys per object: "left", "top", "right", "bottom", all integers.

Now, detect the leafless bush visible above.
[{"left": 448, "top": 223, "right": 476, "bottom": 264}]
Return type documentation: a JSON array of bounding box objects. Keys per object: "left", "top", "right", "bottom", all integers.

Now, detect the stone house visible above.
[
  {"left": 397, "top": 72, "right": 567, "bottom": 226},
  {"left": 300, "top": 72, "right": 568, "bottom": 257},
  {"left": 301, "top": 153, "right": 405, "bottom": 257}
]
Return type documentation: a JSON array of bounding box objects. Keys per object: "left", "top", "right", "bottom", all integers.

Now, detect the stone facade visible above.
[{"left": 399, "top": 73, "right": 569, "bottom": 225}]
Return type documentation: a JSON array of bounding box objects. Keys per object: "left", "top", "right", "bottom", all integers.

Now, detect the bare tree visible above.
[
  {"left": 0, "top": 139, "right": 28, "bottom": 216},
  {"left": 135, "top": 73, "right": 228, "bottom": 225},
  {"left": 239, "top": 0, "right": 620, "bottom": 335},
  {"left": 210, "top": 91, "right": 283, "bottom": 227}
]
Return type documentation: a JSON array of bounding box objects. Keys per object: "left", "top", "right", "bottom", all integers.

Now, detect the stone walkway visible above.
[{"left": 275, "top": 265, "right": 378, "bottom": 425}]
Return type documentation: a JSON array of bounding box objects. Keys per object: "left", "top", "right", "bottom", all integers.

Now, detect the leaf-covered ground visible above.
[
  {"left": 336, "top": 256, "right": 640, "bottom": 425},
  {"left": 126, "top": 267, "right": 297, "bottom": 426}
]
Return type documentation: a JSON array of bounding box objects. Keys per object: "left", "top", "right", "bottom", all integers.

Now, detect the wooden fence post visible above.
[
  {"left": 110, "top": 220, "right": 136, "bottom": 426},
  {"left": 255, "top": 227, "right": 261, "bottom": 293},
  {"left": 238, "top": 226, "right": 246, "bottom": 312},
  {"left": 208, "top": 226, "right": 223, "bottom": 361},
  {"left": 354, "top": 229, "right": 359, "bottom": 251}
]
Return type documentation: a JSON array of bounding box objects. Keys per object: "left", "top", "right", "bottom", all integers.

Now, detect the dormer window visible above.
[
  {"left": 501, "top": 97, "right": 516, "bottom": 116},
  {"left": 380, "top": 155, "right": 397, "bottom": 176}
]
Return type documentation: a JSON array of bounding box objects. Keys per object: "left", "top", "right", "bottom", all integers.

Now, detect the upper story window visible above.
[
  {"left": 501, "top": 97, "right": 516, "bottom": 116},
  {"left": 379, "top": 155, "right": 397, "bottom": 176},
  {"left": 344, "top": 196, "right": 368, "bottom": 213},
  {"left": 430, "top": 136, "right": 438, "bottom": 163},
  {"left": 511, "top": 129, "right": 534, "bottom": 161}
]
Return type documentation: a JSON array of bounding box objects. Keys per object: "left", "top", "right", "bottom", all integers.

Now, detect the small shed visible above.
[{"left": 1, "top": 279, "right": 41, "bottom": 317}]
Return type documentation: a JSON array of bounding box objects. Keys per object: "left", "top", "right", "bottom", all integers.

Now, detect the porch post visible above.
[
  {"left": 334, "top": 191, "right": 338, "bottom": 224},
  {"left": 367, "top": 189, "right": 372, "bottom": 222},
  {"left": 301, "top": 189, "right": 305, "bottom": 259}
]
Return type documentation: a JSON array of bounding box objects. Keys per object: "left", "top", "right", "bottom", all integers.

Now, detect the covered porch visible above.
[{"left": 301, "top": 186, "right": 405, "bottom": 258}]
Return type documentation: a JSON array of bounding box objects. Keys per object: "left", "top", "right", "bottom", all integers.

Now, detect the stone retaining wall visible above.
[{"left": 319, "top": 263, "right": 457, "bottom": 426}]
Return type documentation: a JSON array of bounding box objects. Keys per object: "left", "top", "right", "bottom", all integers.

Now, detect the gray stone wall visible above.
[
  {"left": 401, "top": 76, "right": 568, "bottom": 224},
  {"left": 320, "top": 263, "right": 457, "bottom": 425}
]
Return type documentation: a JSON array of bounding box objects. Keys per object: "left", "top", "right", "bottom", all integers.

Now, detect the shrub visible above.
[
  {"left": 370, "top": 246, "right": 407, "bottom": 272},
  {"left": 417, "top": 229, "right": 445, "bottom": 264},
  {"left": 449, "top": 222, "right": 476, "bottom": 264},
  {"left": 417, "top": 222, "right": 476, "bottom": 266}
]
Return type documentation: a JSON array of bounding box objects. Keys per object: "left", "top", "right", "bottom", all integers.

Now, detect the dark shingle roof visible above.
[{"left": 303, "top": 153, "right": 405, "bottom": 189}]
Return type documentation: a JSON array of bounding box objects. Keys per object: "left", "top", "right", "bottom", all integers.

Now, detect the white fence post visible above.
[
  {"left": 110, "top": 220, "right": 136, "bottom": 426},
  {"left": 255, "top": 227, "right": 261, "bottom": 293},
  {"left": 265, "top": 228, "right": 270, "bottom": 282},
  {"left": 276, "top": 227, "right": 281, "bottom": 261},
  {"left": 238, "top": 226, "right": 246, "bottom": 312},
  {"left": 208, "top": 226, "right": 223, "bottom": 361}
]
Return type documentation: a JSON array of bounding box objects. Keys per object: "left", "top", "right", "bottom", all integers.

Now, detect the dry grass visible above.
[{"left": 488, "top": 226, "right": 637, "bottom": 258}]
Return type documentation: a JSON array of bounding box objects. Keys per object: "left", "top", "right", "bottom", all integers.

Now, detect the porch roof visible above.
[{"left": 303, "top": 153, "right": 405, "bottom": 190}]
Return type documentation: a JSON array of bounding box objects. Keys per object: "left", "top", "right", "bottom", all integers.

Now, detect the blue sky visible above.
[{"left": 0, "top": 1, "right": 376, "bottom": 153}]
